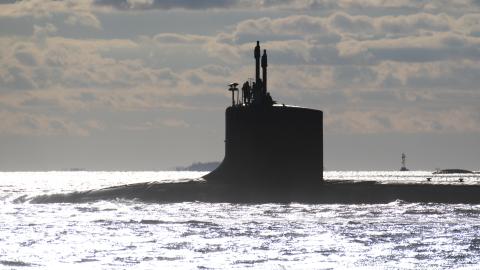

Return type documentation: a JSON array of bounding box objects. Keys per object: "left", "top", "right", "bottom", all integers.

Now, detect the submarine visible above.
[{"left": 26, "top": 41, "right": 480, "bottom": 204}]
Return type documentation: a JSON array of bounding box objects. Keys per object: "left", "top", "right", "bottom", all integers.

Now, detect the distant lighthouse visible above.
[{"left": 400, "top": 153, "right": 409, "bottom": 171}]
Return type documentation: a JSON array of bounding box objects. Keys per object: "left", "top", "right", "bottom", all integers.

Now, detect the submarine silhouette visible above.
[{"left": 27, "top": 41, "right": 480, "bottom": 204}]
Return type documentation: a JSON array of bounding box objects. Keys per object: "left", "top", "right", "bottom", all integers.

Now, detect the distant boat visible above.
[
  {"left": 400, "top": 153, "right": 409, "bottom": 171},
  {"left": 433, "top": 169, "right": 474, "bottom": 174}
]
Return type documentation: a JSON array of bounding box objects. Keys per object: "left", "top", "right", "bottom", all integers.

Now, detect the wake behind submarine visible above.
[{"left": 28, "top": 42, "right": 480, "bottom": 204}]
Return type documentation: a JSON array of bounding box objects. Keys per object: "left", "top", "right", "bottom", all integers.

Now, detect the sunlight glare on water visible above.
[{"left": 1, "top": 171, "right": 480, "bottom": 269}]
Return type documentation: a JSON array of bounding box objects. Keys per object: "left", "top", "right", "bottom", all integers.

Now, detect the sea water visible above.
[{"left": 1, "top": 171, "right": 480, "bottom": 269}]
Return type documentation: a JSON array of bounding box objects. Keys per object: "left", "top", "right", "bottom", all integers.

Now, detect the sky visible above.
[{"left": 0, "top": 0, "right": 479, "bottom": 171}]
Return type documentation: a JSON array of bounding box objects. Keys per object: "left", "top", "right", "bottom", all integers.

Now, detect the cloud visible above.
[
  {"left": 1, "top": 3, "right": 480, "bottom": 135},
  {"left": 225, "top": 15, "right": 328, "bottom": 45},
  {"left": 1, "top": 12, "right": 478, "bottom": 94},
  {"left": 33, "top": 23, "right": 58, "bottom": 45},
  {"left": 14, "top": 49, "right": 37, "bottom": 66},
  {"left": 398, "top": 60, "right": 480, "bottom": 90},
  {"left": 0, "top": 65, "right": 37, "bottom": 90},
  {"left": 93, "top": 0, "right": 240, "bottom": 10},
  {"left": 200, "top": 65, "right": 231, "bottom": 77},
  {"left": 152, "top": 33, "right": 209, "bottom": 44},
  {"left": 0, "top": 30, "right": 234, "bottom": 113},
  {"left": 20, "top": 96, "right": 61, "bottom": 108},
  {"left": 1, "top": 0, "right": 479, "bottom": 16},
  {"left": 0, "top": 32, "right": 188, "bottom": 91},
  {"left": 120, "top": 117, "right": 190, "bottom": 131},
  {"left": 0, "top": 0, "right": 101, "bottom": 29},
  {"left": 211, "top": 13, "right": 480, "bottom": 70},
  {"left": 0, "top": 110, "right": 101, "bottom": 136},
  {"left": 337, "top": 32, "right": 480, "bottom": 63},
  {"left": 0, "top": 0, "right": 92, "bottom": 17},
  {"left": 89, "top": 0, "right": 480, "bottom": 13},
  {"left": 162, "top": 118, "right": 189, "bottom": 128},
  {"left": 64, "top": 11, "right": 101, "bottom": 29},
  {"left": 326, "top": 108, "right": 480, "bottom": 134}
]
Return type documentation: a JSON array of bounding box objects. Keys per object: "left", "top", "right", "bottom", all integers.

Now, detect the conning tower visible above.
[{"left": 205, "top": 41, "right": 323, "bottom": 184}]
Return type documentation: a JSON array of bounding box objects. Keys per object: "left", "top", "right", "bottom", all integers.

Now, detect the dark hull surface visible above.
[{"left": 27, "top": 181, "right": 480, "bottom": 204}]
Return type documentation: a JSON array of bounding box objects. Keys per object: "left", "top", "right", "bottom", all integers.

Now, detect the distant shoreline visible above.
[{"left": 175, "top": 162, "right": 220, "bottom": 171}]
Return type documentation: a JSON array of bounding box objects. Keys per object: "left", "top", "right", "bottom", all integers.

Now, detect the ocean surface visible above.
[{"left": 2, "top": 171, "right": 480, "bottom": 269}]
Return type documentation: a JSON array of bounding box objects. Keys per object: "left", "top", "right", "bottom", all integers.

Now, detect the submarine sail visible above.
[{"left": 205, "top": 41, "right": 323, "bottom": 184}]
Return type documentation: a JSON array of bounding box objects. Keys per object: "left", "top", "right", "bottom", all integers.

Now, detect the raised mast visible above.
[
  {"left": 261, "top": 49, "right": 267, "bottom": 95},
  {"left": 254, "top": 41, "right": 261, "bottom": 86}
]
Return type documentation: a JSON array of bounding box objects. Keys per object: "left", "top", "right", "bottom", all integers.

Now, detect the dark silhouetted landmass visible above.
[
  {"left": 433, "top": 169, "right": 474, "bottom": 174},
  {"left": 176, "top": 162, "right": 220, "bottom": 171}
]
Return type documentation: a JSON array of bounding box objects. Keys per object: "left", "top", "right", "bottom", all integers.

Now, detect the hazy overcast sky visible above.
[{"left": 1, "top": 0, "right": 479, "bottom": 171}]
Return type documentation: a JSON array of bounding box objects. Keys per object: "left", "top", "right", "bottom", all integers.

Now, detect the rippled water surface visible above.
[{"left": 2, "top": 171, "right": 480, "bottom": 269}]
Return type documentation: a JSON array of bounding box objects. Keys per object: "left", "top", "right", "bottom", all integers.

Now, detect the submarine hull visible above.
[
  {"left": 205, "top": 105, "right": 323, "bottom": 184},
  {"left": 27, "top": 180, "right": 480, "bottom": 204}
]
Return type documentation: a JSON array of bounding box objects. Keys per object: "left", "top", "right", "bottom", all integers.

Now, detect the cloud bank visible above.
[{"left": 0, "top": 0, "right": 479, "bottom": 137}]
